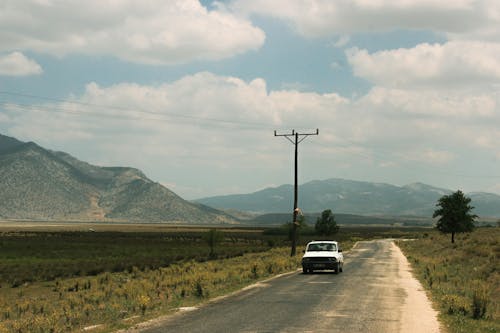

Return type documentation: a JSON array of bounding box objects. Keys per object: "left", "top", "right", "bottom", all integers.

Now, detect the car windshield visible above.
[{"left": 307, "top": 243, "right": 336, "bottom": 251}]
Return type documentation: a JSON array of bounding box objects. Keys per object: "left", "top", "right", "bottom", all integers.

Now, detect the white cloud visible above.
[
  {"left": 399, "top": 148, "right": 456, "bottom": 165},
  {"left": 3, "top": 72, "right": 347, "bottom": 158},
  {"left": 488, "top": 183, "right": 500, "bottom": 194},
  {"left": 359, "top": 86, "right": 498, "bottom": 118},
  {"left": 0, "top": 51, "right": 42, "bottom": 76},
  {"left": 75, "top": 72, "right": 348, "bottom": 134},
  {"left": 4, "top": 71, "right": 496, "bottom": 151},
  {"left": 333, "top": 35, "right": 350, "bottom": 48},
  {"left": 3, "top": 72, "right": 499, "bottom": 196},
  {"left": 0, "top": 0, "right": 265, "bottom": 65},
  {"left": 230, "top": 0, "right": 500, "bottom": 40},
  {"left": 347, "top": 41, "right": 500, "bottom": 88}
]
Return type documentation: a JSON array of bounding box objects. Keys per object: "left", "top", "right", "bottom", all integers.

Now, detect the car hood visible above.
[{"left": 302, "top": 251, "right": 339, "bottom": 258}]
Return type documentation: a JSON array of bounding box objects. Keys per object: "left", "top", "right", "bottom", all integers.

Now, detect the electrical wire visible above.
[
  {"left": 0, "top": 90, "right": 275, "bottom": 130},
  {"left": 1, "top": 90, "right": 499, "bottom": 180}
]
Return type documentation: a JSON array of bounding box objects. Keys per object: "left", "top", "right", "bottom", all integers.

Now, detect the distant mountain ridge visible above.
[
  {"left": 0, "top": 134, "right": 235, "bottom": 224},
  {"left": 196, "top": 178, "right": 500, "bottom": 218}
]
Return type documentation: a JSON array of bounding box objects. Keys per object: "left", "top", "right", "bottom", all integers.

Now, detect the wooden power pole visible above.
[{"left": 274, "top": 129, "right": 319, "bottom": 256}]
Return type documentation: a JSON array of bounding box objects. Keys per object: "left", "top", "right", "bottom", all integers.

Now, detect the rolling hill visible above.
[
  {"left": 195, "top": 178, "right": 500, "bottom": 218},
  {"left": 0, "top": 134, "right": 235, "bottom": 224}
]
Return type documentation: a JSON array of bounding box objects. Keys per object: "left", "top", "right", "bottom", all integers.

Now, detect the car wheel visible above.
[
  {"left": 303, "top": 267, "right": 307, "bottom": 274},
  {"left": 339, "top": 264, "right": 343, "bottom": 273},
  {"left": 334, "top": 263, "right": 340, "bottom": 274}
]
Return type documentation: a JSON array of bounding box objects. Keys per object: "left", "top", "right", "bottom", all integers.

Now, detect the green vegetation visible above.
[
  {"left": 0, "top": 228, "right": 295, "bottom": 332},
  {"left": 315, "top": 209, "right": 339, "bottom": 236},
  {"left": 397, "top": 228, "right": 499, "bottom": 333},
  {"left": 203, "top": 228, "right": 225, "bottom": 257},
  {"left": 0, "top": 230, "right": 271, "bottom": 286},
  {"left": 433, "top": 190, "right": 477, "bottom": 243}
]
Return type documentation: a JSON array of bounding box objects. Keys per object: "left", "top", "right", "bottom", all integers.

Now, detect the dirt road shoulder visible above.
[{"left": 392, "top": 241, "right": 442, "bottom": 333}]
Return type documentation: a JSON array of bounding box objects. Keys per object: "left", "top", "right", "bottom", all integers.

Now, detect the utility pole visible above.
[{"left": 274, "top": 129, "right": 319, "bottom": 256}]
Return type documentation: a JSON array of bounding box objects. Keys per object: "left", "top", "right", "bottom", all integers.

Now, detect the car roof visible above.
[{"left": 307, "top": 240, "right": 338, "bottom": 244}]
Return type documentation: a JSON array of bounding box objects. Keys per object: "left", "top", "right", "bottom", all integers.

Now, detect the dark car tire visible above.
[
  {"left": 339, "top": 264, "right": 343, "bottom": 273},
  {"left": 334, "top": 263, "right": 340, "bottom": 274},
  {"left": 303, "top": 267, "right": 307, "bottom": 274}
]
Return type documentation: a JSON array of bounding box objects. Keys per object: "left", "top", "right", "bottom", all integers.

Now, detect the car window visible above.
[{"left": 307, "top": 243, "right": 336, "bottom": 251}]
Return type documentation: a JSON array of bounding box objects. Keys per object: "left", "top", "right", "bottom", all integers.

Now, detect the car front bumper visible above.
[{"left": 301, "top": 258, "right": 339, "bottom": 270}]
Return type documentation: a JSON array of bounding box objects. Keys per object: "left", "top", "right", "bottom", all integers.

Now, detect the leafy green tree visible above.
[
  {"left": 315, "top": 209, "right": 339, "bottom": 236},
  {"left": 203, "top": 229, "right": 224, "bottom": 257},
  {"left": 433, "top": 190, "right": 477, "bottom": 243}
]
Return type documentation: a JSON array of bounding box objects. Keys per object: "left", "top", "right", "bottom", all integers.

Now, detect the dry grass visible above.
[
  {"left": 397, "top": 227, "right": 499, "bottom": 333},
  {"left": 0, "top": 247, "right": 302, "bottom": 332}
]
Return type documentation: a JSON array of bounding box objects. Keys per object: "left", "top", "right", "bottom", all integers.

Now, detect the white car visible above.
[{"left": 301, "top": 240, "right": 344, "bottom": 274}]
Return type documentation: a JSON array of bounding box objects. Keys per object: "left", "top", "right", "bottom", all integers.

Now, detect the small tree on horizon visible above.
[
  {"left": 315, "top": 209, "right": 340, "bottom": 236},
  {"left": 433, "top": 190, "right": 477, "bottom": 243},
  {"left": 204, "top": 229, "right": 224, "bottom": 258}
]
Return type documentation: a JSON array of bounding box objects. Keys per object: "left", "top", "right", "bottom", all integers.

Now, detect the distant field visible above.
[
  {"left": 0, "top": 226, "right": 271, "bottom": 286},
  {"left": 0, "top": 223, "right": 426, "bottom": 285},
  {"left": 0, "top": 221, "right": 262, "bottom": 232},
  {"left": 247, "top": 212, "right": 436, "bottom": 226}
]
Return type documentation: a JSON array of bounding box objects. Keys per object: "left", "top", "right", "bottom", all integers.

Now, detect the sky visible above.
[{"left": 1, "top": 0, "right": 499, "bottom": 199}]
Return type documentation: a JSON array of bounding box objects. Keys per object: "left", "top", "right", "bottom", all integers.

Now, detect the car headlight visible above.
[
  {"left": 329, "top": 257, "right": 337, "bottom": 262},
  {"left": 302, "top": 258, "right": 310, "bottom": 262}
]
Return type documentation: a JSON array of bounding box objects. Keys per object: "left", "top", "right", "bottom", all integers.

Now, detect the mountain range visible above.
[
  {"left": 0, "top": 134, "right": 235, "bottom": 224},
  {"left": 2, "top": 133, "right": 499, "bottom": 223},
  {"left": 195, "top": 178, "right": 500, "bottom": 218}
]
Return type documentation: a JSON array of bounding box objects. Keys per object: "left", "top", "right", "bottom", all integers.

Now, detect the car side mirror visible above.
[
  {"left": 338, "top": 249, "right": 343, "bottom": 253},
  {"left": 302, "top": 249, "right": 305, "bottom": 253}
]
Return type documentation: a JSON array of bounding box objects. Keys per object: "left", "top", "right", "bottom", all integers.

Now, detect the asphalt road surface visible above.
[{"left": 125, "top": 239, "right": 440, "bottom": 333}]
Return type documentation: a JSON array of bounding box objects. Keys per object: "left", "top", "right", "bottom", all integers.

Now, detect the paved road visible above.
[{"left": 126, "top": 240, "right": 440, "bottom": 333}]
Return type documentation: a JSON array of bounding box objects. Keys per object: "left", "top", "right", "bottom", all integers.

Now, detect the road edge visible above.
[
  {"left": 392, "top": 241, "right": 443, "bottom": 333},
  {"left": 116, "top": 269, "right": 300, "bottom": 332},
  {"left": 118, "top": 243, "right": 357, "bottom": 332}
]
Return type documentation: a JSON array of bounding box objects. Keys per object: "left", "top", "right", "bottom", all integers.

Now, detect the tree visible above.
[
  {"left": 433, "top": 190, "right": 477, "bottom": 243},
  {"left": 315, "top": 209, "right": 339, "bottom": 236},
  {"left": 204, "top": 229, "right": 224, "bottom": 258}
]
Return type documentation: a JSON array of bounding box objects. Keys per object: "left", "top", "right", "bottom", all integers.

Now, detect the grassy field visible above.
[
  {"left": 397, "top": 227, "right": 499, "bottom": 333},
  {"left": 0, "top": 229, "right": 272, "bottom": 286},
  {"left": 0, "top": 247, "right": 304, "bottom": 332},
  {"left": 0, "top": 224, "right": 426, "bottom": 332}
]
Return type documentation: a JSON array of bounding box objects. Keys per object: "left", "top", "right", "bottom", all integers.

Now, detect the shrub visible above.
[
  {"left": 471, "top": 281, "right": 490, "bottom": 319},
  {"left": 442, "top": 294, "right": 470, "bottom": 315}
]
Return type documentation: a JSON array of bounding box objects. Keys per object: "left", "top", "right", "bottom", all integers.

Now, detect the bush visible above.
[
  {"left": 471, "top": 281, "right": 490, "bottom": 319},
  {"left": 442, "top": 294, "right": 470, "bottom": 315}
]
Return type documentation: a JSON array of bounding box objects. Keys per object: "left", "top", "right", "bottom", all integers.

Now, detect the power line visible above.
[
  {"left": 2, "top": 90, "right": 499, "bottom": 180},
  {"left": 0, "top": 90, "right": 273, "bottom": 130}
]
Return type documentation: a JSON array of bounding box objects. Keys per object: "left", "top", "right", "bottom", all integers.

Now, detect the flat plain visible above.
[{"left": 3, "top": 222, "right": 487, "bottom": 332}]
